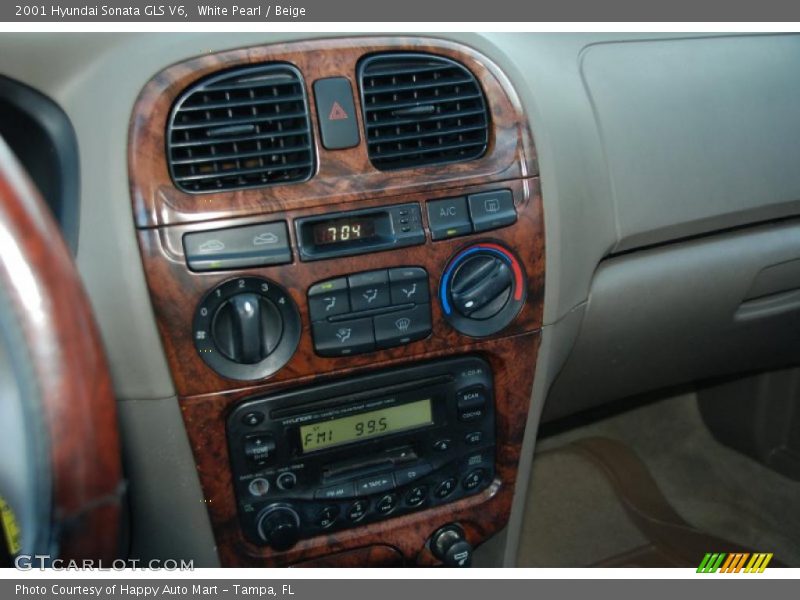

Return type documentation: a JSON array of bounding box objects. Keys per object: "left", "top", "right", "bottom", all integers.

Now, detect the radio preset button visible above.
[
  {"left": 376, "top": 493, "right": 399, "bottom": 515},
  {"left": 457, "top": 387, "right": 488, "bottom": 422},
  {"left": 434, "top": 478, "right": 457, "bottom": 499},
  {"left": 394, "top": 462, "right": 433, "bottom": 486},
  {"left": 317, "top": 505, "right": 339, "bottom": 529},
  {"left": 348, "top": 270, "right": 391, "bottom": 312},
  {"left": 464, "top": 431, "right": 484, "bottom": 446},
  {"left": 308, "top": 278, "right": 350, "bottom": 321},
  {"left": 374, "top": 304, "right": 432, "bottom": 349},
  {"left": 462, "top": 468, "right": 486, "bottom": 491},
  {"left": 314, "top": 482, "right": 355, "bottom": 500},
  {"left": 347, "top": 499, "right": 369, "bottom": 522},
  {"left": 241, "top": 411, "right": 265, "bottom": 427},
  {"left": 464, "top": 451, "right": 490, "bottom": 469},
  {"left": 356, "top": 473, "right": 395, "bottom": 496},
  {"left": 312, "top": 318, "right": 374, "bottom": 356},
  {"left": 432, "top": 439, "right": 452, "bottom": 452},
  {"left": 388, "top": 267, "right": 430, "bottom": 305},
  {"left": 276, "top": 472, "right": 297, "bottom": 491},
  {"left": 248, "top": 477, "right": 270, "bottom": 497},
  {"left": 244, "top": 434, "right": 276, "bottom": 464},
  {"left": 405, "top": 485, "right": 428, "bottom": 507}
]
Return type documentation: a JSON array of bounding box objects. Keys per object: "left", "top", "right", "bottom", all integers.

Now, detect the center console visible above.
[{"left": 129, "top": 37, "right": 544, "bottom": 567}]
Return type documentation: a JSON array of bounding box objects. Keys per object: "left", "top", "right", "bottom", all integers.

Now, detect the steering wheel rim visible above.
[{"left": 0, "top": 135, "right": 122, "bottom": 562}]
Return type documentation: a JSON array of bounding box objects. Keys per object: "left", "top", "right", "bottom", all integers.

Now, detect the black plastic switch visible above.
[
  {"left": 457, "top": 387, "right": 488, "bottom": 422},
  {"left": 373, "top": 304, "right": 432, "bottom": 348},
  {"left": 313, "top": 77, "right": 360, "bottom": 150},
  {"left": 308, "top": 277, "right": 350, "bottom": 320},
  {"left": 183, "top": 221, "right": 291, "bottom": 271},
  {"left": 312, "top": 318, "right": 374, "bottom": 356},
  {"left": 393, "top": 462, "right": 433, "bottom": 486},
  {"left": 355, "top": 473, "right": 395, "bottom": 496},
  {"left": 467, "top": 189, "right": 516, "bottom": 232},
  {"left": 427, "top": 197, "right": 472, "bottom": 240},
  {"left": 388, "top": 267, "right": 429, "bottom": 304},
  {"left": 348, "top": 270, "right": 390, "bottom": 311},
  {"left": 244, "top": 433, "right": 276, "bottom": 464}
]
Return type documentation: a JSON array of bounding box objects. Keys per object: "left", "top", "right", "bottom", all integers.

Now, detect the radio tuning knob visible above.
[{"left": 257, "top": 504, "right": 301, "bottom": 551}]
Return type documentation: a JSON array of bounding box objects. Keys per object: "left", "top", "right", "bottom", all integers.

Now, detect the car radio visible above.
[{"left": 226, "top": 356, "right": 496, "bottom": 550}]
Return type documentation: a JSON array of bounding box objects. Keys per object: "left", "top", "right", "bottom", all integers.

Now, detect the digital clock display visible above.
[
  {"left": 311, "top": 217, "right": 377, "bottom": 246},
  {"left": 299, "top": 399, "right": 433, "bottom": 453}
]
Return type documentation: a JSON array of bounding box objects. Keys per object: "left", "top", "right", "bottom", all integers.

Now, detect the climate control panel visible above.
[{"left": 308, "top": 267, "right": 432, "bottom": 356}]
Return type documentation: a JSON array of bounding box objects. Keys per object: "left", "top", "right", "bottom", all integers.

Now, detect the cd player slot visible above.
[
  {"left": 271, "top": 374, "right": 453, "bottom": 420},
  {"left": 323, "top": 446, "right": 418, "bottom": 483}
]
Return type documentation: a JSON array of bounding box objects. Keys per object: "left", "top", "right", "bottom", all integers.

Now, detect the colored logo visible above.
[
  {"left": 697, "top": 552, "right": 773, "bottom": 573},
  {"left": 0, "top": 495, "right": 21, "bottom": 555}
]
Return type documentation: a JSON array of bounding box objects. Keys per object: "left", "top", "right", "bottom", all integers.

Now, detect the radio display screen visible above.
[
  {"left": 311, "top": 216, "right": 378, "bottom": 246},
  {"left": 299, "top": 399, "right": 433, "bottom": 453}
]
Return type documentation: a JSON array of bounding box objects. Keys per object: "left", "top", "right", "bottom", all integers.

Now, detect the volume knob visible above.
[{"left": 256, "top": 504, "right": 301, "bottom": 551}]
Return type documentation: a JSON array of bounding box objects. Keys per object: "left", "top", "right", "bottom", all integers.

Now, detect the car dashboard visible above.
[{"left": 2, "top": 32, "right": 800, "bottom": 567}]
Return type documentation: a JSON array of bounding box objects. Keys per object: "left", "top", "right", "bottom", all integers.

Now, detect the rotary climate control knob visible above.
[
  {"left": 212, "top": 293, "right": 283, "bottom": 364},
  {"left": 193, "top": 277, "right": 301, "bottom": 380},
  {"left": 257, "top": 504, "right": 301, "bottom": 551},
  {"left": 440, "top": 242, "right": 526, "bottom": 337}
]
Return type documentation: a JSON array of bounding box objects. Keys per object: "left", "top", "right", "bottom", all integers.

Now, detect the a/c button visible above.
[{"left": 427, "top": 197, "right": 472, "bottom": 240}]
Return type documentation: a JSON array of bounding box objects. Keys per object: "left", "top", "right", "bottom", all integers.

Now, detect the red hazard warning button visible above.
[
  {"left": 329, "top": 101, "right": 349, "bottom": 121},
  {"left": 314, "top": 77, "right": 360, "bottom": 150}
]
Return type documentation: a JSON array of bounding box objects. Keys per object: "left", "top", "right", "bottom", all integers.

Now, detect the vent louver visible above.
[
  {"left": 359, "top": 53, "right": 489, "bottom": 171},
  {"left": 167, "top": 64, "right": 314, "bottom": 193}
]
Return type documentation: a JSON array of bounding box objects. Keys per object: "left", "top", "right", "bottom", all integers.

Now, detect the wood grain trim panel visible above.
[
  {"left": 0, "top": 137, "right": 122, "bottom": 560},
  {"left": 282, "top": 544, "right": 403, "bottom": 568},
  {"left": 130, "top": 36, "right": 543, "bottom": 567},
  {"left": 128, "top": 36, "right": 537, "bottom": 228}
]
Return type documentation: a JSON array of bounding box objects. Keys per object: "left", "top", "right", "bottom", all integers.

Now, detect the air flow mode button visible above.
[{"left": 312, "top": 318, "right": 374, "bottom": 357}]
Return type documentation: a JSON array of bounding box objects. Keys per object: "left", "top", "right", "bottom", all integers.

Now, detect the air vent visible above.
[
  {"left": 359, "top": 53, "right": 489, "bottom": 171},
  {"left": 167, "top": 64, "right": 314, "bottom": 193}
]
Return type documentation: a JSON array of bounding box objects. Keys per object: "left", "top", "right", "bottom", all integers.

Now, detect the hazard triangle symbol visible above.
[{"left": 329, "top": 101, "right": 349, "bottom": 121}]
